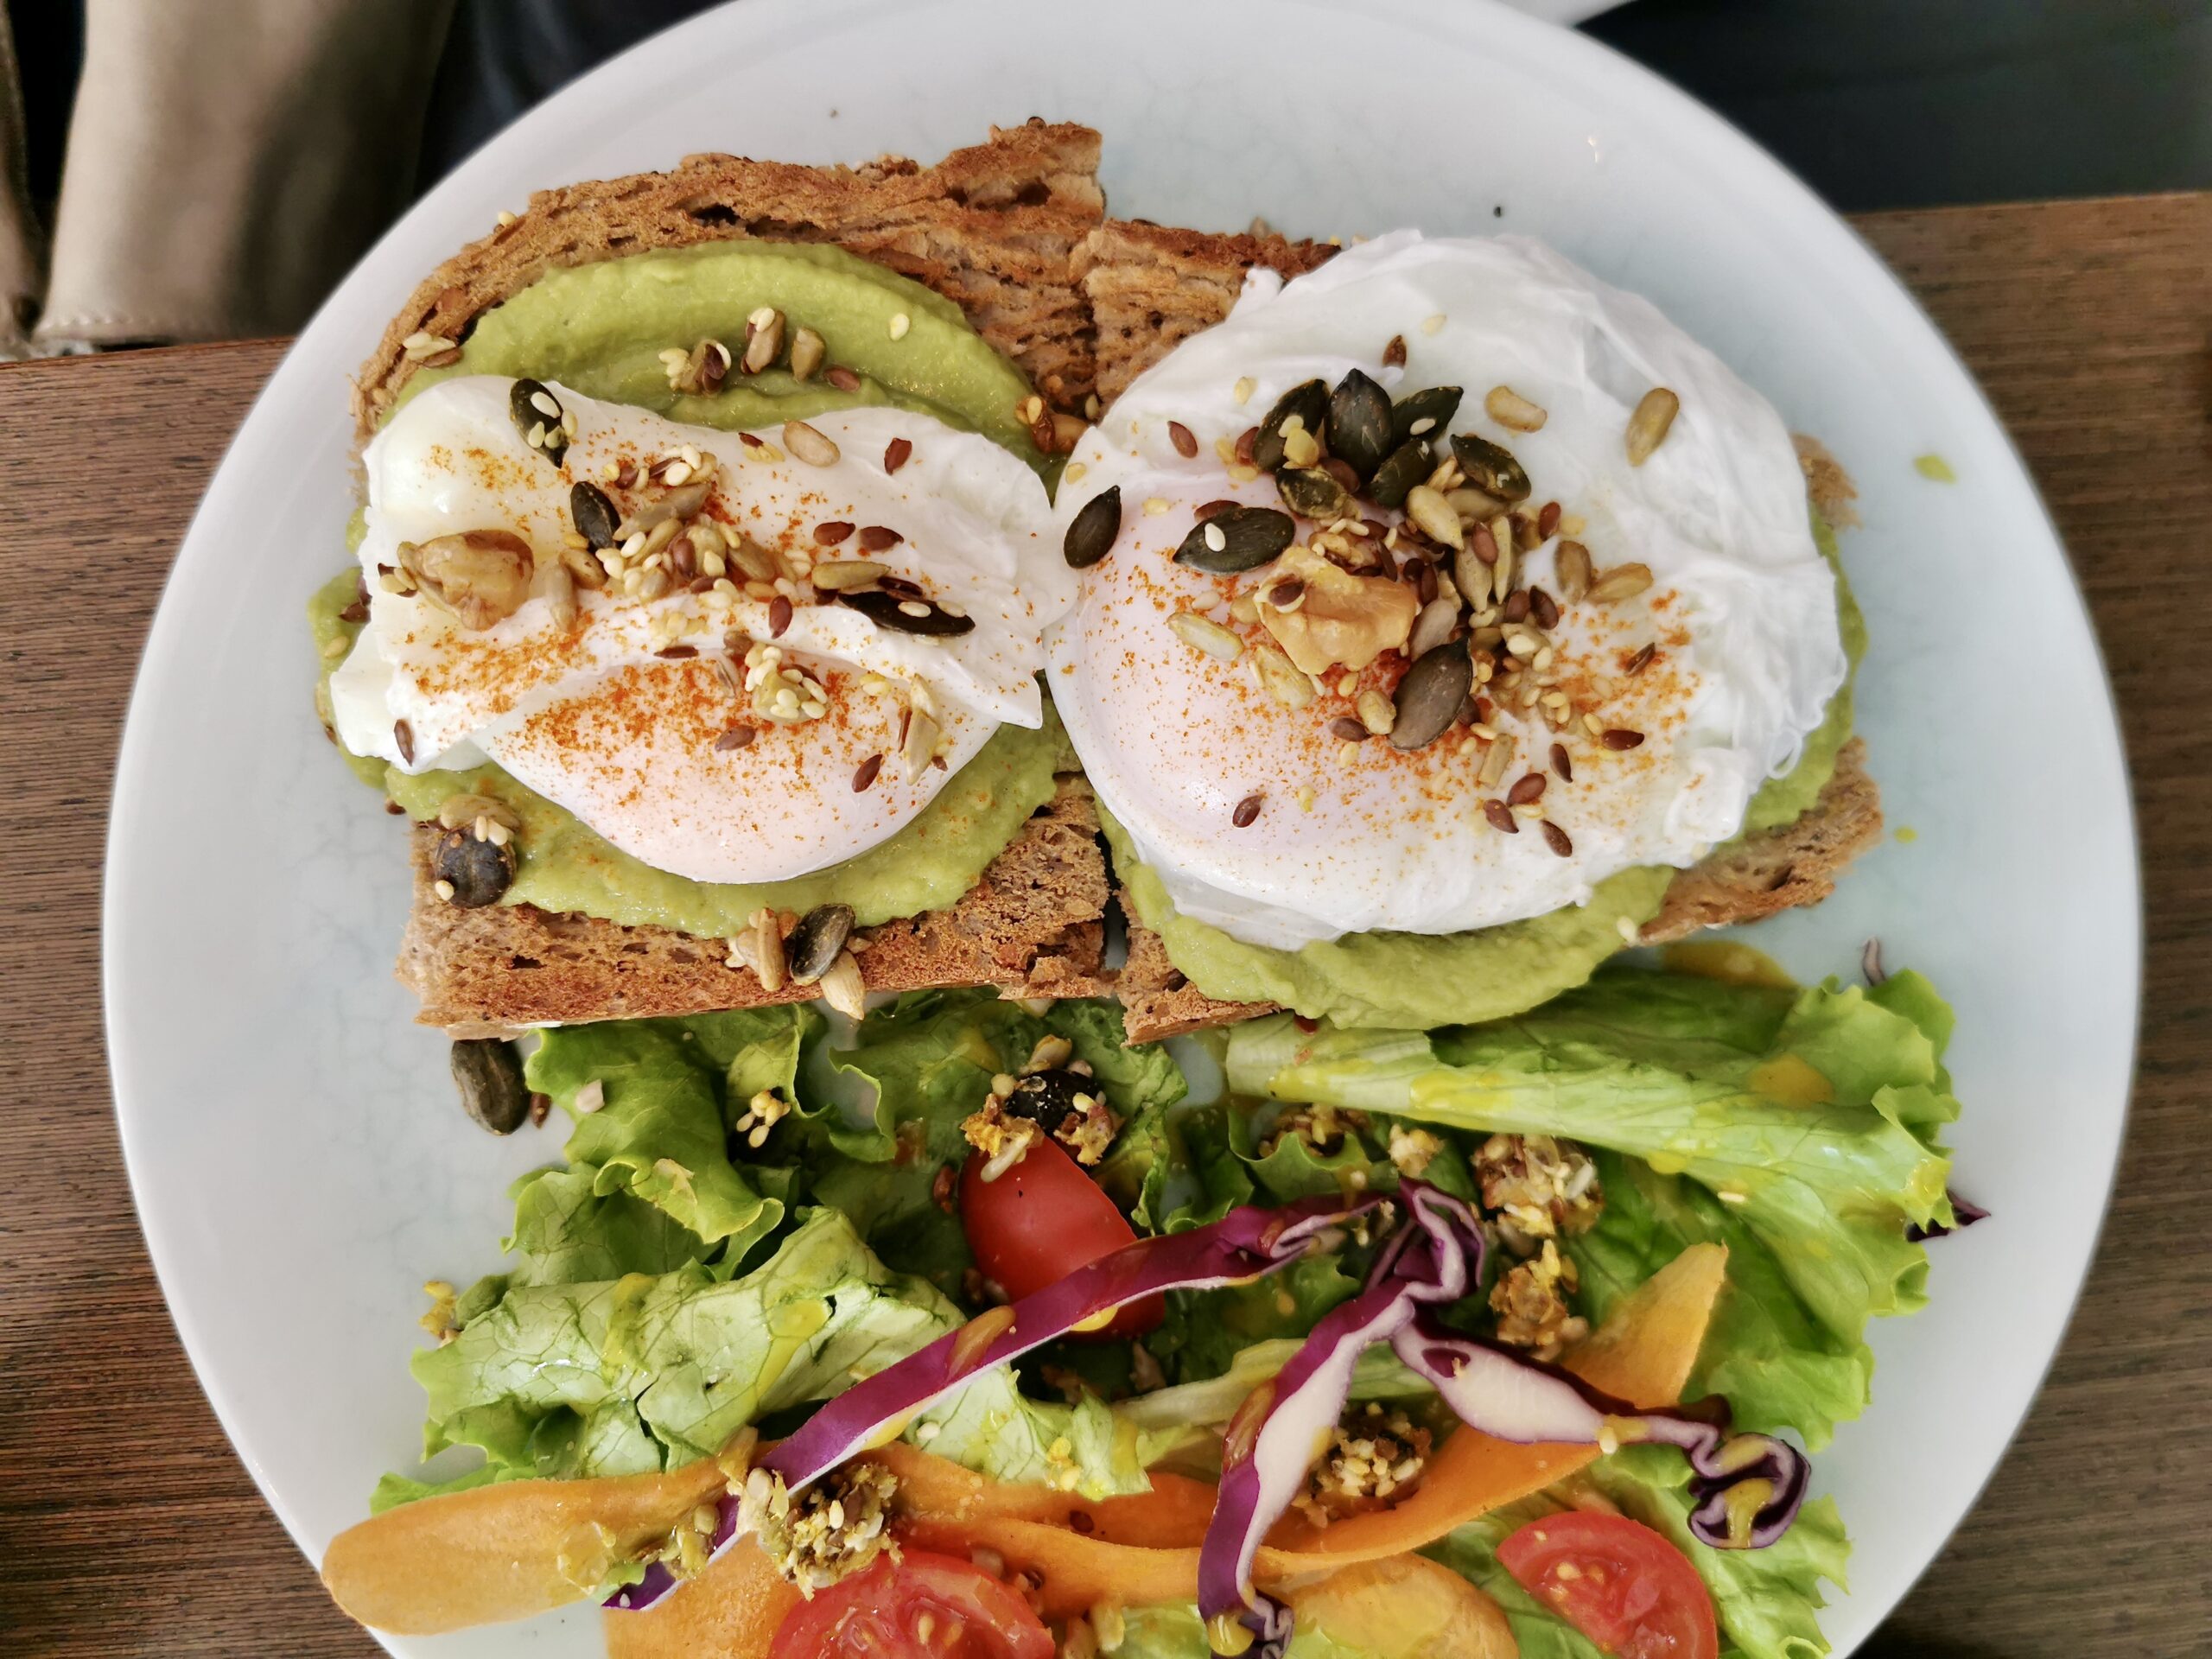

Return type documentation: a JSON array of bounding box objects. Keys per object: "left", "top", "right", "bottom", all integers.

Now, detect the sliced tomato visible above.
[
  {"left": 766, "top": 1549, "right": 1052, "bottom": 1659},
  {"left": 1497, "top": 1510, "right": 1719, "bottom": 1659},
  {"left": 959, "top": 1139, "right": 1163, "bottom": 1337}
]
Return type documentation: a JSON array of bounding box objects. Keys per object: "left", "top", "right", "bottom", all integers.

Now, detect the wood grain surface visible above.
[{"left": 1, "top": 195, "right": 2206, "bottom": 1658}]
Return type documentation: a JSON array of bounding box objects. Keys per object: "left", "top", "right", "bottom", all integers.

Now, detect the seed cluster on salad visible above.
[{"left": 1065, "top": 348, "right": 1688, "bottom": 859}]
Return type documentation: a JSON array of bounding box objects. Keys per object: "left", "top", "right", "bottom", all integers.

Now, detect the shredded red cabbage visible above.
[
  {"left": 607, "top": 1191, "right": 1387, "bottom": 1613},
  {"left": 1908, "top": 1188, "right": 1989, "bottom": 1242},
  {"left": 1197, "top": 1182, "right": 1811, "bottom": 1657}
]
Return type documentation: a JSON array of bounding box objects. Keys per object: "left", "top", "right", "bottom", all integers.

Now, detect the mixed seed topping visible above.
[{"left": 1126, "top": 350, "right": 1681, "bottom": 846}]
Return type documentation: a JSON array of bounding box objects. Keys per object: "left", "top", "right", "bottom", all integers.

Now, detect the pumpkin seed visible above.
[
  {"left": 1556, "top": 539, "right": 1593, "bottom": 602},
  {"left": 1064, "top": 486, "right": 1122, "bottom": 569},
  {"left": 1327, "top": 369, "right": 1394, "bottom": 479},
  {"left": 1407, "top": 595, "right": 1459, "bottom": 660},
  {"left": 1367, "top": 440, "right": 1433, "bottom": 511},
  {"left": 1405, "top": 485, "right": 1464, "bottom": 550},
  {"left": 789, "top": 326, "right": 825, "bottom": 382},
  {"left": 430, "top": 825, "right": 516, "bottom": 906},
  {"left": 450, "top": 1039, "right": 530, "bottom": 1135},
  {"left": 1484, "top": 385, "right": 1548, "bottom": 432},
  {"left": 785, "top": 903, "right": 855, "bottom": 982},
  {"left": 569, "top": 480, "right": 619, "bottom": 549},
  {"left": 509, "top": 378, "right": 567, "bottom": 465},
  {"left": 1173, "top": 505, "right": 1295, "bottom": 573},
  {"left": 1276, "top": 467, "right": 1352, "bottom": 521},
  {"left": 836, "top": 588, "right": 976, "bottom": 635},
  {"left": 1626, "top": 388, "right": 1680, "bottom": 466},
  {"left": 1587, "top": 563, "right": 1654, "bottom": 604},
  {"left": 1253, "top": 379, "right": 1327, "bottom": 472},
  {"left": 1389, "top": 386, "right": 1463, "bottom": 448},
  {"left": 1451, "top": 433, "right": 1531, "bottom": 502},
  {"left": 1390, "top": 639, "right": 1472, "bottom": 750}
]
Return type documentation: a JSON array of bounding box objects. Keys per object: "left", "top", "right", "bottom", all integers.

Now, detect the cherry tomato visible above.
[
  {"left": 959, "top": 1138, "right": 1163, "bottom": 1337},
  {"left": 767, "top": 1548, "right": 1052, "bottom": 1659},
  {"left": 1497, "top": 1510, "right": 1719, "bottom": 1659}
]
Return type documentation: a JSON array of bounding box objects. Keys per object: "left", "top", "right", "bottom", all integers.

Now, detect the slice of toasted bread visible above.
[
  {"left": 1076, "top": 220, "right": 1883, "bottom": 1038},
  {"left": 406, "top": 778, "right": 1110, "bottom": 1036},
  {"left": 353, "top": 118, "right": 1105, "bottom": 445},
  {"left": 376, "top": 126, "right": 1114, "bottom": 1033}
]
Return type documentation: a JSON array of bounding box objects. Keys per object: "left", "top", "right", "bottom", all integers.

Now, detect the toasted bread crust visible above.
[
  {"left": 1073, "top": 219, "right": 1337, "bottom": 405},
  {"left": 353, "top": 119, "right": 1106, "bottom": 445},
  {"left": 1084, "top": 225, "right": 1882, "bottom": 1036},
  {"left": 403, "top": 778, "right": 1110, "bottom": 1036}
]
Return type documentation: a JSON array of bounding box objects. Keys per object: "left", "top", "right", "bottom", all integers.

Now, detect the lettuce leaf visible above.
[
  {"left": 527, "top": 1019, "right": 785, "bottom": 1258},
  {"left": 1225, "top": 969, "right": 1955, "bottom": 1349}
]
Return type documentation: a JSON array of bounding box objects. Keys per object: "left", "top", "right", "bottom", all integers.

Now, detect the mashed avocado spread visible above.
[
  {"left": 1114, "top": 512, "right": 1866, "bottom": 1029},
  {"left": 320, "top": 241, "right": 1062, "bottom": 929}
]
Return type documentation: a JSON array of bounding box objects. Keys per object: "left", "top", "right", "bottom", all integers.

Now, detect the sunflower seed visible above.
[
  {"left": 1251, "top": 642, "right": 1314, "bottom": 709},
  {"left": 1407, "top": 595, "right": 1460, "bottom": 660},
  {"left": 1168, "top": 610, "right": 1245, "bottom": 660},
  {"left": 812, "top": 560, "right": 887, "bottom": 592},
  {"left": 783, "top": 420, "right": 840, "bottom": 467},
  {"left": 752, "top": 909, "right": 787, "bottom": 993},
  {"left": 742, "top": 308, "right": 785, "bottom": 373},
  {"left": 1626, "top": 388, "right": 1680, "bottom": 466},
  {"left": 1556, "top": 540, "right": 1593, "bottom": 602},
  {"left": 789, "top": 326, "right": 825, "bottom": 382},
  {"left": 1405, "top": 485, "right": 1465, "bottom": 550},
  {"left": 1174, "top": 505, "right": 1295, "bottom": 573},
  {"left": 1588, "top": 563, "right": 1655, "bottom": 604},
  {"left": 1484, "top": 385, "right": 1548, "bottom": 432}
]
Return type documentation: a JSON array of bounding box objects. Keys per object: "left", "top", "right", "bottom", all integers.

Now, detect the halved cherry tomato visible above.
[
  {"left": 959, "top": 1139, "right": 1163, "bottom": 1337},
  {"left": 766, "top": 1548, "right": 1052, "bottom": 1659},
  {"left": 1497, "top": 1511, "right": 1719, "bottom": 1659}
]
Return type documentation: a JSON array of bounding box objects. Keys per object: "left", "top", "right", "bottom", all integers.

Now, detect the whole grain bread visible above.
[
  {"left": 378, "top": 125, "right": 1115, "bottom": 1032},
  {"left": 1078, "top": 220, "right": 1884, "bottom": 1039},
  {"left": 353, "top": 118, "right": 1105, "bottom": 445},
  {"left": 406, "top": 778, "right": 1110, "bottom": 1037}
]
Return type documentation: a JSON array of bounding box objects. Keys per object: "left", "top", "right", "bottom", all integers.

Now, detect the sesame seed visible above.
[
  {"left": 1203, "top": 522, "right": 1228, "bottom": 554},
  {"left": 1617, "top": 915, "right": 1641, "bottom": 944},
  {"left": 1233, "top": 377, "right": 1256, "bottom": 405},
  {"left": 1583, "top": 713, "right": 1605, "bottom": 736},
  {"left": 1144, "top": 497, "right": 1172, "bottom": 517},
  {"left": 433, "top": 879, "right": 456, "bottom": 901},
  {"left": 888, "top": 312, "right": 911, "bottom": 340},
  {"left": 1421, "top": 313, "right": 1446, "bottom": 335}
]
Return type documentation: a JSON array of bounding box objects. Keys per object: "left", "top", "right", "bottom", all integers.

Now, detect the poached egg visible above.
[
  {"left": 1049, "top": 232, "right": 1845, "bottom": 950},
  {"left": 333, "top": 378, "right": 1070, "bottom": 884}
]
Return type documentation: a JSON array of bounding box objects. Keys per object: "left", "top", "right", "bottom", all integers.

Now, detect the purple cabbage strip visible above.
[
  {"left": 1908, "top": 1188, "right": 1990, "bottom": 1243},
  {"left": 1197, "top": 1184, "right": 1480, "bottom": 1656},
  {"left": 1391, "top": 1313, "right": 1808, "bottom": 1550},
  {"left": 607, "top": 1190, "right": 1387, "bottom": 1613}
]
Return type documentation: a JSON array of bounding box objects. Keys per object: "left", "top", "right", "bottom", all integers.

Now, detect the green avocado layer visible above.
[
  {"left": 323, "top": 239, "right": 1065, "bottom": 931},
  {"left": 1112, "top": 512, "right": 1865, "bottom": 1030},
  {"left": 395, "top": 239, "right": 1050, "bottom": 473}
]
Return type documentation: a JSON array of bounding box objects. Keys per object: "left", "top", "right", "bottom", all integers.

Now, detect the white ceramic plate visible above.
[{"left": 104, "top": 3, "right": 2138, "bottom": 1655}]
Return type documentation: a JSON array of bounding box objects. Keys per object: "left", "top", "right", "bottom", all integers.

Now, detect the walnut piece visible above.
[{"left": 1257, "top": 545, "right": 1419, "bottom": 674}]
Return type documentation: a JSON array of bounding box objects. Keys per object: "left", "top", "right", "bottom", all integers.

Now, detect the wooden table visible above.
[{"left": 1, "top": 195, "right": 2206, "bottom": 1657}]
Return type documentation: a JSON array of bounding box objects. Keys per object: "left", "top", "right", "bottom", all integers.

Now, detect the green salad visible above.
[{"left": 343, "top": 963, "right": 1961, "bottom": 1659}]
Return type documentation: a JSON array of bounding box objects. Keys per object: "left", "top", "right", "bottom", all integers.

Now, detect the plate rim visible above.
[{"left": 99, "top": 1, "right": 2145, "bottom": 1653}]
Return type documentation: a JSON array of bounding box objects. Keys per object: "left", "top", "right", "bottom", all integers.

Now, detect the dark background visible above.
[{"left": 10, "top": 0, "right": 2212, "bottom": 234}]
